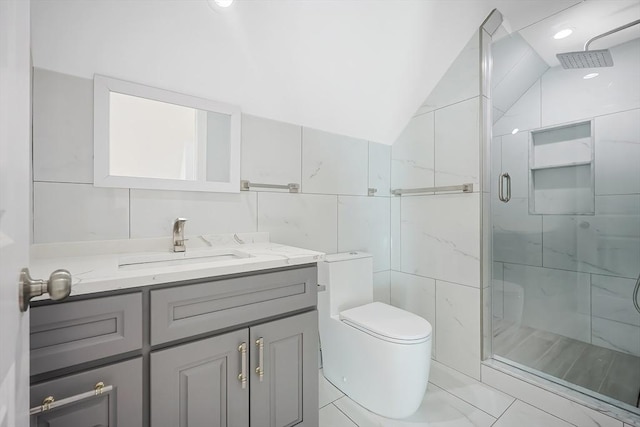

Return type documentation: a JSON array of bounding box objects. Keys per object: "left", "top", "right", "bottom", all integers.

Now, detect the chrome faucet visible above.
[{"left": 172, "top": 218, "right": 188, "bottom": 252}]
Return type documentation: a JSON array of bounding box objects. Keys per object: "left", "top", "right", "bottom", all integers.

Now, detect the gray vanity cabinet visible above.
[
  {"left": 151, "top": 310, "right": 318, "bottom": 427},
  {"left": 250, "top": 311, "right": 318, "bottom": 427},
  {"left": 151, "top": 329, "right": 250, "bottom": 427},
  {"left": 29, "top": 357, "right": 143, "bottom": 427}
]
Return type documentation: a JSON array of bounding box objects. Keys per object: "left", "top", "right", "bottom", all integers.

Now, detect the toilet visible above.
[{"left": 318, "top": 252, "right": 432, "bottom": 419}]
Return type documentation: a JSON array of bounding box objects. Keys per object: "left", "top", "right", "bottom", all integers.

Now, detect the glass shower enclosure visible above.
[{"left": 489, "top": 1, "right": 640, "bottom": 414}]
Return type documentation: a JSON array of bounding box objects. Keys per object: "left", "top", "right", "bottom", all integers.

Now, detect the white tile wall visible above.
[
  {"left": 418, "top": 31, "right": 480, "bottom": 114},
  {"left": 591, "top": 317, "right": 640, "bottom": 357},
  {"left": 401, "top": 193, "right": 480, "bottom": 287},
  {"left": 257, "top": 192, "right": 338, "bottom": 254},
  {"left": 591, "top": 274, "right": 640, "bottom": 327},
  {"left": 34, "top": 182, "right": 129, "bottom": 243},
  {"left": 493, "top": 262, "right": 504, "bottom": 319},
  {"left": 129, "top": 189, "right": 257, "bottom": 238},
  {"left": 542, "top": 195, "right": 640, "bottom": 279},
  {"left": 372, "top": 270, "right": 390, "bottom": 304},
  {"left": 503, "top": 263, "right": 591, "bottom": 343},
  {"left": 492, "top": 32, "right": 548, "bottom": 118},
  {"left": 436, "top": 280, "right": 481, "bottom": 379},
  {"left": 595, "top": 109, "right": 640, "bottom": 196},
  {"left": 367, "top": 142, "right": 391, "bottom": 196},
  {"left": 240, "top": 114, "right": 301, "bottom": 186},
  {"left": 389, "top": 271, "right": 436, "bottom": 356},
  {"left": 434, "top": 97, "right": 480, "bottom": 188},
  {"left": 32, "top": 68, "right": 93, "bottom": 183},
  {"left": 337, "top": 196, "right": 390, "bottom": 272},
  {"left": 301, "top": 128, "right": 368, "bottom": 196},
  {"left": 493, "top": 197, "right": 542, "bottom": 266},
  {"left": 541, "top": 39, "right": 640, "bottom": 128},
  {"left": 500, "top": 131, "right": 528, "bottom": 199},
  {"left": 494, "top": 80, "right": 541, "bottom": 137},
  {"left": 391, "top": 112, "right": 434, "bottom": 190},
  {"left": 390, "top": 196, "right": 401, "bottom": 270}
]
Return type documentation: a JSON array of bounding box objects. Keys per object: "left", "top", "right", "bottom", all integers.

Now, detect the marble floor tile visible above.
[
  {"left": 428, "top": 361, "right": 515, "bottom": 418},
  {"left": 531, "top": 337, "right": 588, "bottom": 379},
  {"left": 493, "top": 400, "right": 574, "bottom": 427},
  {"left": 505, "top": 330, "right": 559, "bottom": 367},
  {"left": 319, "top": 404, "right": 357, "bottom": 427},
  {"left": 319, "top": 370, "right": 344, "bottom": 408},
  {"left": 333, "top": 384, "right": 496, "bottom": 427},
  {"left": 598, "top": 352, "right": 640, "bottom": 407}
]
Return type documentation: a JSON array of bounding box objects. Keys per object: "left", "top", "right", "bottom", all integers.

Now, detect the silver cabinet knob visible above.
[{"left": 19, "top": 268, "right": 72, "bottom": 312}]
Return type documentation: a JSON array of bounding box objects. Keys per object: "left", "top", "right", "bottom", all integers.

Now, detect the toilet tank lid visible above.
[
  {"left": 323, "top": 251, "right": 372, "bottom": 263},
  {"left": 340, "top": 302, "right": 432, "bottom": 342}
]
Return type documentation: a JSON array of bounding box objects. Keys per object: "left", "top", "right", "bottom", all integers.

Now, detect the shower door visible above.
[{"left": 489, "top": 0, "right": 640, "bottom": 414}]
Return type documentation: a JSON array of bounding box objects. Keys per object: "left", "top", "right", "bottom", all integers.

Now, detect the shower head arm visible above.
[{"left": 584, "top": 19, "right": 640, "bottom": 51}]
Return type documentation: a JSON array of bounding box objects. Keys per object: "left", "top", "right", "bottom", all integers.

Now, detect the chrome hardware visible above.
[
  {"left": 30, "top": 382, "right": 113, "bottom": 415},
  {"left": 255, "top": 337, "right": 264, "bottom": 382},
  {"left": 238, "top": 342, "right": 247, "bottom": 389},
  {"left": 19, "top": 268, "right": 72, "bottom": 312},
  {"left": 368, "top": 188, "right": 377, "bottom": 196},
  {"left": 391, "top": 183, "right": 473, "bottom": 196},
  {"left": 240, "top": 180, "right": 300, "bottom": 193},
  {"left": 172, "top": 218, "right": 187, "bottom": 252},
  {"left": 633, "top": 272, "right": 640, "bottom": 315},
  {"left": 498, "top": 173, "right": 511, "bottom": 203}
]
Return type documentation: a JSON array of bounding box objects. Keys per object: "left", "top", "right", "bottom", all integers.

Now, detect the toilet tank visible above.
[{"left": 318, "top": 252, "right": 373, "bottom": 316}]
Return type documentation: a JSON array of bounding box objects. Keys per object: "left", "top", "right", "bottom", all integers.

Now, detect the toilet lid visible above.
[{"left": 339, "top": 302, "right": 432, "bottom": 344}]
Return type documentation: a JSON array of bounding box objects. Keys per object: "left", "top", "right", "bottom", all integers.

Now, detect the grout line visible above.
[
  {"left": 332, "top": 398, "right": 361, "bottom": 427},
  {"left": 429, "top": 383, "right": 500, "bottom": 421},
  {"left": 493, "top": 397, "right": 518, "bottom": 425},
  {"left": 498, "top": 260, "right": 636, "bottom": 280}
]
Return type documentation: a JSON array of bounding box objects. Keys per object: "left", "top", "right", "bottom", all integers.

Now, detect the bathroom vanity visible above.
[{"left": 27, "top": 235, "right": 322, "bottom": 427}]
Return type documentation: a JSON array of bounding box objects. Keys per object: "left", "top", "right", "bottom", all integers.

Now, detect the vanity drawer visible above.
[
  {"left": 150, "top": 265, "right": 317, "bottom": 345},
  {"left": 30, "top": 293, "right": 143, "bottom": 375}
]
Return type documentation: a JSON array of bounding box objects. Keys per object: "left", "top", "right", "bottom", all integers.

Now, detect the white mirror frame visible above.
[{"left": 94, "top": 75, "right": 241, "bottom": 193}]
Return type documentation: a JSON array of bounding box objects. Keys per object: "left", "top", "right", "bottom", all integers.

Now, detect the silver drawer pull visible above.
[
  {"left": 30, "top": 382, "right": 113, "bottom": 415},
  {"left": 255, "top": 337, "right": 264, "bottom": 382},
  {"left": 238, "top": 342, "right": 247, "bottom": 389}
]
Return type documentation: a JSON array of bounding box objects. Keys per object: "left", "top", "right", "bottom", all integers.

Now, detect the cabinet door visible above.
[
  {"left": 250, "top": 311, "right": 318, "bottom": 427},
  {"left": 29, "top": 358, "right": 142, "bottom": 427},
  {"left": 151, "top": 329, "right": 249, "bottom": 427}
]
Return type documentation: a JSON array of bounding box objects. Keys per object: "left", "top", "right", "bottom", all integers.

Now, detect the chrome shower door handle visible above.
[{"left": 498, "top": 172, "right": 511, "bottom": 203}]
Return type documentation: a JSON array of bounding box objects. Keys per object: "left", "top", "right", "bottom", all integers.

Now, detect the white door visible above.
[{"left": 0, "top": 0, "right": 32, "bottom": 426}]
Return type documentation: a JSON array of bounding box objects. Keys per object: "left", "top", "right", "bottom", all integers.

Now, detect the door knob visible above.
[{"left": 19, "top": 268, "right": 72, "bottom": 312}]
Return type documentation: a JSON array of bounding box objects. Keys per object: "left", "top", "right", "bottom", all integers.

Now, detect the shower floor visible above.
[{"left": 493, "top": 319, "right": 640, "bottom": 408}]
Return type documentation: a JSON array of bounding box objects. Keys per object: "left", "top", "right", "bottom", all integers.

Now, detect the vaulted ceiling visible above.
[{"left": 31, "top": 0, "right": 582, "bottom": 145}]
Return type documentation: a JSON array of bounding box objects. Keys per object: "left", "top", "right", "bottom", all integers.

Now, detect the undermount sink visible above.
[{"left": 118, "top": 248, "right": 252, "bottom": 270}]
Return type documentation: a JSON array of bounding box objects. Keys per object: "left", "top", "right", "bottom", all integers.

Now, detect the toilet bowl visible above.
[{"left": 318, "top": 252, "right": 432, "bottom": 419}]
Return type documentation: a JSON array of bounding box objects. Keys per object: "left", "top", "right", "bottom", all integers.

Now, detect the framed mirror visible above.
[{"left": 94, "top": 75, "right": 240, "bottom": 192}]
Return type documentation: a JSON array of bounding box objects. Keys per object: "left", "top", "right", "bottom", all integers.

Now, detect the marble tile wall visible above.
[
  {"left": 490, "top": 36, "right": 640, "bottom": 356},
  {"left": 31, "top": 68, "right": 393, "bottom": 300},
  {"left": 390, "top": 30, "right": 484, "bottom": 380}
]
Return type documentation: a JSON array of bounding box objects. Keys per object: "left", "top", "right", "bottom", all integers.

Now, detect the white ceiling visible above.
[
  {"left": 519, "top": 0, "right": 640, "bottom": 67},
  {"left": 30, "top": 0, "right": 586, "bottom": 145}
]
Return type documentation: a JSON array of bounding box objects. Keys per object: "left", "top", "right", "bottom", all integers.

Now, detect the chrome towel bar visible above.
[
  {"left": 240, "top": 180, "right": 300, "bottom": 193},
  {"left": 391, "top": 183, "right": 473, "bottom": 196}
]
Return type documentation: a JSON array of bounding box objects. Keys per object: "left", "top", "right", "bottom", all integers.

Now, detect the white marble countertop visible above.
[{"left": 29, "top": 233, "right": 324, "bottom": 300}]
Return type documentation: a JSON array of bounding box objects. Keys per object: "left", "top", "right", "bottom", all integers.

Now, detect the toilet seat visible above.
[{"left": 340, "top": 302, "right": 432, "bottom": 344}]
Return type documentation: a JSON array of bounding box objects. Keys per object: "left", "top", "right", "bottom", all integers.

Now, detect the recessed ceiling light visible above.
[
  {"left": 583, "top": 73, "right": 599, "bottom": 79},
  {"left": 211, "top": 0, "right": 234, "bottom": 7},
  {"left": 553, "top": 29, "right": 573, "bottom": 40},
  {"left": 511, "top": 128, "right": 519, "bottom": 135}
]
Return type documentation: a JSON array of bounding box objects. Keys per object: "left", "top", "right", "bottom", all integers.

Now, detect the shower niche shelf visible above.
[{"left": 528, "top": 120, "right": 594, "bottom": 215}]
